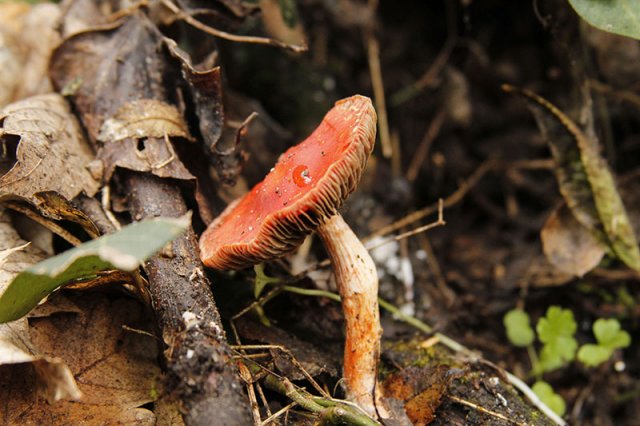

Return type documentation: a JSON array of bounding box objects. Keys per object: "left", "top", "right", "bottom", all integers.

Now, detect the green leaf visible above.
[
  {"left": 538, "top": 345, "right": 567, "bottom": 373},
  {"left": 577, "top": 343, "right": 613, "bottom": 367},
  {"left": 567, "top": 0, "right": 640, "bottom": 40},
  {"left": 253, "top": 264, "right": 281, "bottom": 299},
  {"left": 537, "top": 307, "right": 578, "bottom": 343},
  {"left": 0, "top": 216, "right": 189, "bottom": 323},
  {"left": 576, "top": 318, "right": 630, "bottom": 367},
  {"left": 593, "top": 318, "right": 631, "bottom": 349},
  {"left": 536, "top": 306, "right": 578, "bottom": 371},
  {"left": 503, "top": 309, "right": 535, "bottom": 347},
  {"left": 503, "top": 85, "right": 640, "bottom": 271},
  {"left": 532, "top": 381, "right": 566, "bottom": 417}
]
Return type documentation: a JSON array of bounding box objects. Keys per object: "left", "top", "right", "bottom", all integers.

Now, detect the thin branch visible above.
[
  {"left": 260, "top": 401, "right": 296, "bottom": 426},
  {"left": 230, "top": 343, "right": 330, "bottom": 398},
  {"left": 406, "top": 109, "right": 447, "bottom": 182},
  {"left": 364, "top": 160, "right": 493, "bottom": 242},
  {"left": 161, "top": 0, "right": 307, "bottom": 53},
  {"left": 244, "top": 361, "right": 381, "bottom": 426},
  {"left": 447, "top": 394, "right": 528, "bottom": 426},
  {"left": 365, "top": 199, "right": 445, "bottom": 251},
  {"left": 363, "top": 1, "right": 392, "bottom": 159}
]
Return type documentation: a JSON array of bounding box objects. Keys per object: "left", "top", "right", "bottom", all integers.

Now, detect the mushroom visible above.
[{"left": 199, "top": 95, "right": 382, "bottom": 416}]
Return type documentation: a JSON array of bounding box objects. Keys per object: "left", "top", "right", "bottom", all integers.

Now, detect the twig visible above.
[
  {"left": 363, "top": 1, "right": 392, "bottom": 159},
  {"left": 390, "top": 0, "right": 457, "bottom": 106},
  {"left": 245, "top": 361, "right": 381, "bottom": 426},
  {"left": 126, "top": 172, "right": 252, "bottom": 425},
  {"left": 364, "top": 160, "right": 493, "bottom": 242},
  {"left": 418, "top": 232, "right": 456, "bottom": 306},
  {"left": 447, "top": 394, "right": 528, "bottom": 426},
  {"left": 238, "top": 361, "right": 263, "bottom": 426},
  {"left": 230, "top": 343, "right": 330, "bottom": 398},
  {"left": 365, "top": 199, "right": 445, "bottom": 251},
  {"left": 260, "top": 401, "right": 297, "bottom": 426},
  {"left": 161, "top": 0, "right": 307, "bottom": 53},
  {"left": 406, "top": 109, "right": 447, "bottom": 182}
]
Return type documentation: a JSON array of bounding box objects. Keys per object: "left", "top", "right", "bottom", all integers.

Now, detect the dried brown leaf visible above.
[
  {"left": 165, "top": 39, "right": 248, "bottom": 185},
  {"left": 382, "top": 365, "right": 455, "bottom": 426},
  {"left": 0, "top": 3, "right": 61, "bottom": 106},
  {"left": 0, "top": 207, "right": 82, "bottom": 403},
  {"left": 259, "top": 0, "right": 307, "bottom": 47},
  {"left": 98, "top": 99, "right": 191, "bottom": 142},
  {"left": 0, "top": 94, "right": 100, "bottom": 204},
  {"left": 0, "top": 294, "right": 160, "bottom": 425},
  {"left": 50, "top": 16, "right": 195, "bottom": 183},
  {"left": 541, "top": 205, "right": 607, "bottom": 277},
  {"left": 505, "top": 85, "right": 640, "bottom": 271}
]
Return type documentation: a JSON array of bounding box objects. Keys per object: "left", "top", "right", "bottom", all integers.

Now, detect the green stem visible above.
[
  {"left": 527, "top": 344, "right": 541, "bottom": 379},
  {"left": 281, "top": 285, "right": 342, "bottom": 302}
]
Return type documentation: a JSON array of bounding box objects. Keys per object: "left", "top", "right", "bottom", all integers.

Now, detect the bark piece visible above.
[{"left": 126, "top": 172, "right": 251, "bottom": 426}]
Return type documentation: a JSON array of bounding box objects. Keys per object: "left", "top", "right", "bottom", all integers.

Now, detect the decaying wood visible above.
[{"left": 126, "top": 172, "right": 251, "bottom": 425}]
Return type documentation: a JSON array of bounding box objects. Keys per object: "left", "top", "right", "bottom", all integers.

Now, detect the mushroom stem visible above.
[{"left": 316, "top": 213, "right": 381, "bottom": 417}]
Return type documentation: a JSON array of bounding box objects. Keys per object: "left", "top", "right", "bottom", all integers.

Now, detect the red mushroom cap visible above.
[{"left": 199, "top": 95, "right": 377, "bottom": 270}]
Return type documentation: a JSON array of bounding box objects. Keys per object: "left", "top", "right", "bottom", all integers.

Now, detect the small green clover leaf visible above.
[
  {"left": 577, "top": 318, "right": 630, "bottom": 367},
  {"left": 593, "top": 318, "right": 631, "bottom": 349},
  {"left": 532, "top": 381, "right": 566, "bottom": 417},
  {"left": 577, "top": 344, "right": 613, "bottom": 367},
  {"left": 503, "top": 309, "right": 535, "bottom": 347},
  {"left": 536, "top": 306, "right": 578, "bottom": 372}
]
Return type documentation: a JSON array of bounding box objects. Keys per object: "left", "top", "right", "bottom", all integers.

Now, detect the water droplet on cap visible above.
[{"left": 293, "top": 165, "right": 312, "bottom": 187}]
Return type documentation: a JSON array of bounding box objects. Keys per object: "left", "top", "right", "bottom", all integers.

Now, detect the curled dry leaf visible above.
[
  {"left": 97, "top": 98, "right": 194, "bottom": 181},
  {"left": 50, "top": 17, "right": 195, "bottom": 183},
  {"left": 504, "top": 85, "right": 640, "bottom": 271},
  {"left": 98, "top": 99, "right": 191, "bottom": 143},
  {"left": 0, "top": 94, "right": 100, "bottom": 204},
  {"left": 541, "top": 205, "right": 606, "bottom": 277},
  {"left": 0, "top": 207, "right": 82, "bottom": 403},
  {"left": 165, "top": 39, "right": 248, "bottom": 185},
  {"left": 0, "top": 3, "right": 61, "bottom": 107},
  {"left": 164, "top": 40, "right": 223, "bottom": 155},
  {"left": 0, "top": 294, "right": 160, "bottom": 425},
  {"left": 58, "top": 0, "right": 116, "bottom": 38}
]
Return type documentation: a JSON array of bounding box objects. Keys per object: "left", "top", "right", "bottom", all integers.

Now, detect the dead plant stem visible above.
[{"left": 161, "top": 0, "right": 307, "bottom": 53}]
